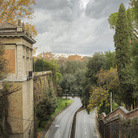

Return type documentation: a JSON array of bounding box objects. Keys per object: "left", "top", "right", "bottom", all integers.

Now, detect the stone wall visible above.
[
  {"left": 98, "top": 106, "right": 138, "bottom": 138},
  {"left": 8, "top": 80, "right": 34, "bottom": 138},
  {"left": 33, "top": 71, "right": 54, "bottom": 103}
]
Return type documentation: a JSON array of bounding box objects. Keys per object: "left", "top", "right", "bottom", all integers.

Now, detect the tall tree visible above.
[
  {"left": 130, "top": 0, "right": 138, "bottom": 107},
  {"left": 114, "top": 3, "right": 134, "bottom": 109},
  {"left": 127, "top": 8, "right": 135, "bottom": 44}
]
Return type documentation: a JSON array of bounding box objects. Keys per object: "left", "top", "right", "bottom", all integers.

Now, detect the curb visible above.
[
  {"left": 94, "top": 112, "right": 101, "bottom": 138},
  {"left": 70, "top": 106, "right": 84, "bottom": 138}
]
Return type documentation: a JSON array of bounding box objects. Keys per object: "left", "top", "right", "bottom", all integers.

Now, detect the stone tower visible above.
[{"left": 0, "top": 20, "right": 36, "bottom": 138}]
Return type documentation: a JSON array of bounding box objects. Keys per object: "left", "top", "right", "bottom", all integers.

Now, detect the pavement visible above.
[{"left": 75, "top": 109, "right": 100, "bottom": 138}]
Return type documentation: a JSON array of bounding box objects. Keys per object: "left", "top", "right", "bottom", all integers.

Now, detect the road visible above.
[
  {"left": 45, "top": 97, "right": 82, "bottom": 138},
  {"left": 75, "top": 109, "right": 100, "bottom": 138}
]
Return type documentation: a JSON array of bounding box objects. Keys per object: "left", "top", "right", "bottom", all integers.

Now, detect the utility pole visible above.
[{"left": 110, "top": 92, "right": 112, "bottom": 112}]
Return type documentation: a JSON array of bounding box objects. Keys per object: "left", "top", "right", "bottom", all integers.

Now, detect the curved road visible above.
[
  {"left": 45, "top": 97, "right": 82, "bottom": 138},
  {"left": 75, "top": 109, "right": 100, "bottom": 138}
]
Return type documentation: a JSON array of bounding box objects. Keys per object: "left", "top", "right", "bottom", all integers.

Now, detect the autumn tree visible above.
[
  {"left": 88, "top": 68, "right": 119, "bottom": 114},
  {"left": 114, "top": 3, "right": 134, "bottom": 109},
  {"left": 68, "top": 55, "right": 82, "bottom": 61},
  {"left": 0, "top": 0, "right": 37, "bottom": 36},
  {"left": 37, "top": 52, "right": 55, "bottom": 61}
]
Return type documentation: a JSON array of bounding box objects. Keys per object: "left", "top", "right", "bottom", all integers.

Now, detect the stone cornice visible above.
[{"left": 0, "top": 33, "right": 36, "bottom": 44}]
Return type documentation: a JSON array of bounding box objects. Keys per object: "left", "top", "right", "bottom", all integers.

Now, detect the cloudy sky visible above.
[{"left": 33, "top": 0, "right": 130, "bottom": 56}]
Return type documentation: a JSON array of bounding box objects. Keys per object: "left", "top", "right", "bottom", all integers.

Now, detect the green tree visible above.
[
  {"left": 36, "top": 88, "right": 57, "bottom": 127},
  {"left": 108, "top": 8, "right": 135, "bottom": 29},
  {"left": 127, "top": 8, "right": 135, "bottom": 44},
  {"left": 59, "top": 74, "right": 76, "bottom": 98},
  {"left": 34, "top": 58, "right": 54, "bottom": 72},
  {"left": 114, "top": 3, "right": 134, "bottom": 109},
  {"left": 74, "top": 69, "right": 86, "bottom": 96},
  {"left": 86, "top": 52, "right": 106, "bottom": 85},
  {"left": 81, "top": 52, "right": 106, "bottom": 108},
  {"left": 130, "top": 0, "right": 138, "bottom": 107},
  {"left": 104, "top": 51, "right": 116, "bottom": 69}
]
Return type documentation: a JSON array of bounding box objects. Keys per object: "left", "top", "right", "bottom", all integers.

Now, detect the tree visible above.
[
  {"left": 59, "top": 74, "right": 76, "bottom": 98},
  {"left": 88, "top": 86, "right": 109, "bottom": 113},
  {"left": 37, "top": 52, "right": 55, "bottom": 61},
  {"left": 131, "top": 41, "right": 138, "bottom": 104},
  {"left": 36, "top": 88, "right": 57, "bottom": 127},
  {"left": 88, "top": 68, "right": 119, "bottom": 114},
  {"left": 74, "top": 69, "right": 86, "bottom": 96},
  {"left": 108, "top": 12, "right": 118, "bottom": 29},
  {"left": 130, "top": 0, "right": 138, "bottom": 107},
  {"left": 127, "top": 8, "right": 135, "bottom": 44},
  {"left": 104, "top": 51, "right": 116, "bottom": 70},
  {"left": 81, "top": 52, "right": 106, "bottom": 108},
  {"left": 0, "top": 0, "right": 37, "bottom": 36},
  {"left": 108, "top": 8, "right": 135, "bottom": 30},
  {"left": 68, "top": 55, "right": 82, "bottom": 61},
  {"left": 34, "top": 58, "right": 54, "bottom": 72},
  {"left": 114, "top": 3, "right": 134, "bottom": 109},
  {"left": 86, "top": 52, "right": 106, "bottom": 85}
]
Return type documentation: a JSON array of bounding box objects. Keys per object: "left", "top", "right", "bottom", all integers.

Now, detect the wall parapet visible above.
[
  {"left": 99, "top": 106, "right": 138, "bottom": 124},
  {"left": 98, "top": 106, "right": 138, "bottom": 138},
  {"left": 33, "top": 71, "right": 52, "bottom": 78}
]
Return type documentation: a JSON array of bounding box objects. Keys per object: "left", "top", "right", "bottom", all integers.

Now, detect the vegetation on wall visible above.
[
  {"left": 0, "top": 82, "right": 21, "bottom": 137},
  {"left": 36, "top": 88, "right": 57, "bottom": 127}
]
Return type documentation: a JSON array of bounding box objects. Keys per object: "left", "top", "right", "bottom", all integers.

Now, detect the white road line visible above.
[{"left": 85, "top": 131, "right": 87, "bottom": 135}]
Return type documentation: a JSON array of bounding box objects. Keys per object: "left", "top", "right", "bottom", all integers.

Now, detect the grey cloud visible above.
[
  {"left": 34, "top": 0, "right": 130, "bottom": 56},
  {"left": 36, "top": 0, "right": 68, "bottom": 10},
  {"left": 85, "top": 0, "right": 130, "bottom": 19},
  {"left": 35, "top": 0, "right": 82, "bottom": 22}
]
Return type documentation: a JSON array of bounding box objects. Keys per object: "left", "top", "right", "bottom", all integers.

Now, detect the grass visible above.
[
  {"left": 51, "top": 97, "right": 73, "bottom": 117},
  {"left": 37, "top": 97, "right": 73, "bottom": 132}
]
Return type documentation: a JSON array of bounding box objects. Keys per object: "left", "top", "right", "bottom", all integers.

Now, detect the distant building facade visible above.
[{"left": 0, "top": 20, "right": 35, "bottom": 138}]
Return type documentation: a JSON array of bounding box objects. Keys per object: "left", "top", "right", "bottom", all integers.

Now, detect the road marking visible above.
[
  {"left": 85, "top": 131, "right": 87, "bottom": 135},
  {"left": 55, "top": 124, "right": 59, "bottom": 127}
]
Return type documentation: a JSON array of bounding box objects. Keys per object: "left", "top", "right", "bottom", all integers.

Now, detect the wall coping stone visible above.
[
  {"left": 33, "top": 71, "right": 52, "bottom": 77},
  {"left": 99, "top": 106, "right": 138, "bottom": 124}
]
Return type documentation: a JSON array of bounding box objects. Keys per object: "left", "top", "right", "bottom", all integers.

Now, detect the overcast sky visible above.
[{"left": 33, "top": 0, "right": 130, "bottom": 56}]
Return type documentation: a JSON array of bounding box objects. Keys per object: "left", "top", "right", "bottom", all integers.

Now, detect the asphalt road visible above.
[
  {"left": 75, "top": 109, "right": 100, "bottom": 138},
  {"left": 45, "top": 97, "right": 82, "bottom": 138}
]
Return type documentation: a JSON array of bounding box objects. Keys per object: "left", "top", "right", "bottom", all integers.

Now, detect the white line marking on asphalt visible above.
[{"left": 85, "top": 131, "right": 87, "bottom": 135}]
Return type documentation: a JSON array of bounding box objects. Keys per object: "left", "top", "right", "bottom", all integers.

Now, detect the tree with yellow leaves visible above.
[
  {"left": 88, "top": 68, "right": 119, "bottom": 113},
  {"left": 0, "top": 0, "right": 37, "bottom": 36}
]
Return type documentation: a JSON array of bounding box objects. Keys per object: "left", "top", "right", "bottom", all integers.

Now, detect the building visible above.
[{"left": 0, "top": 20, "right": 36, "bottom": 138}]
